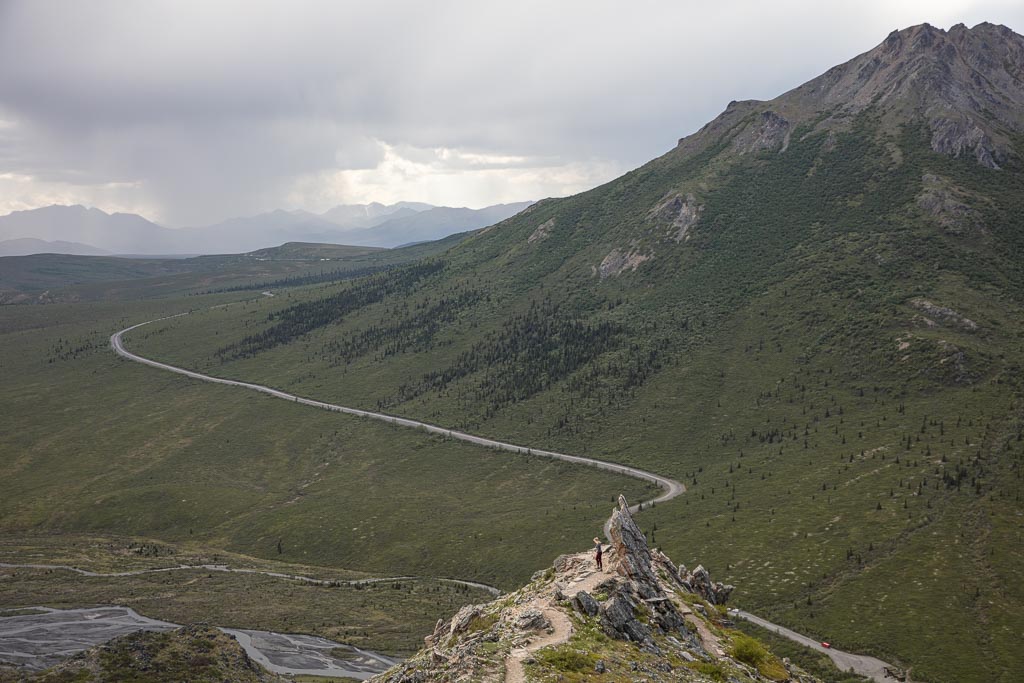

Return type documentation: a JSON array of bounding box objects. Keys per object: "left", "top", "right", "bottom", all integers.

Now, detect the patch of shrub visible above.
[
  {"left": 731, "top": 634, "right": 769, "bottom": 666},
  {"left": 536, "top": 647, "right": 597, "bottom": 672}
]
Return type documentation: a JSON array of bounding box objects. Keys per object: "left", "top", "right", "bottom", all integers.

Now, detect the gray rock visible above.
[
  {"left": 608, "top": 495, "right": 659, "bottom": 586},
  {"left": 910, "top": 297, "right": 978, "bottom": 331},
  {"left": 647, "top": 192, "right": 704, "bottom": 242},
  {"left": 515, "top": 609, "right": 549, "bottom": 632},
  {"left": 733, "top": 110, "right": 791, "bottom": 153},
  {"left": 448, "top": 605, "right": 481, "bottom": 635},
  {"left": 600, "top": 590, "right": 651, "bottom": 643},
  {"left": 572, "top": 590, "right": 600, "bottom": 617},
  {"left": 594, "top": 659, "right": 607, "bottom": 674},
  {"left": 597, "top": 247, "right": 651, "bottom": 279},
  {"left": 552, "top": 554, "right": 575, "bottom": 573},
  {"left": 684, "top": 564, "right": 734, "bottom": 605},
  {"left": 527, "top": 218, "right": 555, "bottom": 244},
  {"left": 929, "top": 116, "right": 1004, "bottom": 169}
]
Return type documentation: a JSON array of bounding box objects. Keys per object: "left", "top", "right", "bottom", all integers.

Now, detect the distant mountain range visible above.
[
  {"left": 0, "top": 200, "right": 533, "bottom": 256},
  {"left": 0, "top": 237, "right": 113, "bottom": 257}
]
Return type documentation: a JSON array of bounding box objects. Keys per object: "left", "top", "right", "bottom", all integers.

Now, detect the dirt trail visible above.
[{"left": 504, "top": 553, "right": 610, "bottom": 683}]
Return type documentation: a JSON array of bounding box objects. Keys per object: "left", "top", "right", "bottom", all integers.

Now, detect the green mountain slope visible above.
[{"left": 61, "top": 22, "right": 1024, "bottom": 682}]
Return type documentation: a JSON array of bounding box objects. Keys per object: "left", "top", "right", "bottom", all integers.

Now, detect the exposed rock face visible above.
[
  {"left": 679, "top": 564, "right": 735, "bottom": 606},
  {"left": 448, "top": 604, "right": 483, "bottom": 636},
  {"left": 734, "top": 110, "right": 792, "bottom": 154},
  {"left": 527, "top": 217, "right": 555, "bottom": 244},
  {"left": 648, "top": 192, "right": 704, "bottom": 242},
  {"left": 599, "top": 587, "right": 653, "bottom": 643},
  {"left": 597, "top": 246, "right": 651, "bottom": 278},
  {"left": 514, "top": 608, "right": 549, "bottom": 631},
  {"left": 571, "top": 589, "right": 599, "bottom": 616},
  {"left": 910, "top": 298, "right": 978, "bottom": 331},
  {"left": 932, "top": 339, "right": 977, "bottom": 386},
  {"left": 929, "top": 117, "right": 1004, "bottom": 168},
  {"left": 917, "top": 174, "right": 985, "bottom": 235},
  {"left": 609, "top": 494, "right": 659, "bottom": 586}
]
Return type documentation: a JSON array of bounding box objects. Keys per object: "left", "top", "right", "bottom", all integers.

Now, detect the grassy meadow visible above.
[{"left": 0, "top": 288, "right": 648, "bottom": 655}]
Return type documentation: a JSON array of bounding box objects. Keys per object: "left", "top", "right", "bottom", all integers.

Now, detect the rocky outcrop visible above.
[
  {"left": 648, "top": 192, "right": 704, "bottom": 242},
  {"left": 679, "top": 564, "right": 735, "bottom": 606},
  {"left": 936, "top": 340, "right": 973, "bottom": 385},
  {"left": 910, "top": 298, "right": 978, "bottom": 331},
  {"left": 597, "top": 246, "right": 652, "bottom": 278},
  {"left": 929, "top": 117, "right": 1005, "bottom": 169},
  {"left": 609, "top": 494, "right": 659, "bottom": 585},
  {"left": 571, "top": 589, "right": 599, "bottom": 617},
  {"left": 917, "top": 174, "right": 985, "bottom": 235},
  {"left": 374, "top": 495, "right": 796, "bottom": 683},
  {"left": 733, "top": 111, "right": 792, "bottom": 154},
  {"left": 527, "top": 218, "right": 555, "bottom": 244}
]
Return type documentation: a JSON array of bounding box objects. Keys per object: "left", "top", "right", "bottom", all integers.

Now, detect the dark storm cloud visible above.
[{"left": 0, "top": 1, "right": 1022, "bottom": 225}]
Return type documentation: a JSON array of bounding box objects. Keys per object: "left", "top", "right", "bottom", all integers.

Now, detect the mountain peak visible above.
[{"left": 680, "top": 22, "right": 1024, "bottom": 170}]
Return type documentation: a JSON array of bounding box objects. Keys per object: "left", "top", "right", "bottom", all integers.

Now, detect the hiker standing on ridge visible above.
[{"left": 594, "top": 537, "right": 603, "bottom": 571}]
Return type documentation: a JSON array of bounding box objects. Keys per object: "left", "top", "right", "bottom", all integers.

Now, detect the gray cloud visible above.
[{"left": 1, "top": 0, "right": 1022, "bottom": 225}]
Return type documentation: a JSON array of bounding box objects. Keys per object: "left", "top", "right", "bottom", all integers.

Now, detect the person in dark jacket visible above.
[{"left": 593, "top": 536, "right": 603, "bottom": 570}]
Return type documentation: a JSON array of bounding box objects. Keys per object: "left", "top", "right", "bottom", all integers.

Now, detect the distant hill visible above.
[
  {"left": 333, "top": 202, "right": 534, "bottom": 247},
  {"left": 245, "top": 241, "right": 385, "bottom": 260},
  {"left": 0, "top": 237, "right": 110, "bottom": 257},
  {"left": 0, "top": 201, "right": 526, "bottom": 254}
]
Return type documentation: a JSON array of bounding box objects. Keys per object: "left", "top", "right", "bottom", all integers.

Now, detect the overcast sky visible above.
[{"left": 0, "top": 1, "right": 1021, "bottom": 226}]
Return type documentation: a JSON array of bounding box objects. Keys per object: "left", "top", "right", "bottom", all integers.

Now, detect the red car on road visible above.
[{"left": 821, "top": 642, "right": 831, "bottom": 649}]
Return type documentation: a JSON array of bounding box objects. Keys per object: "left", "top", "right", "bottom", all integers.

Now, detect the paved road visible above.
[
  {"left": 732, "top": 609, "right": 903, "bottom": 682},
  {"left": 0, "top": 606, "right": 393, "bottom": 679},
  {"left": 111, "top": 313, "right": 687, "bottom": 525},
  {"left": 0, "top": 562, "right": 500, "bottom": 596}
]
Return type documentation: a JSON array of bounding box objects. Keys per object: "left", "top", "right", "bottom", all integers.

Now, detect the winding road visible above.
[
  {"left": 111, "top": 313, "right": 686, "bottom": 520},
  {"left": 106, "top": 310, "right": 905, "bottom": 682},
  {"left": 732, "top": 610, "right": 901, "bottom": 683}
]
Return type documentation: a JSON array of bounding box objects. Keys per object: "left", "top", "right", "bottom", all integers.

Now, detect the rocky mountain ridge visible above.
[
  {"left": 375, "top": 497, "right": 814, "bottom": 683},
  {"left": 679, "top": 22, "right": 1024, "bottom": 169}
]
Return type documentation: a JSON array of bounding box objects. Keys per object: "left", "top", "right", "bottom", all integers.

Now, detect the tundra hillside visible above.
[{"left": 124, "top": 23, "right": 1024, "bottom": 682}]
